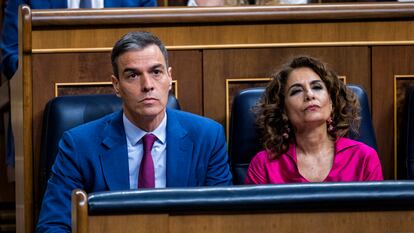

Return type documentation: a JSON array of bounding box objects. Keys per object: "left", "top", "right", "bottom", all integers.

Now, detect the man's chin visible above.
[{"left": 136, "top": 107, "right": 165, "bottom": 118}]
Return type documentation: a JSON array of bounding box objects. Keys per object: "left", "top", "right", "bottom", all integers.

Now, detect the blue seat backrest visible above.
[
  {"left": 346, "top": 85, "right": 377, "bottom": 150},
  {"left": 406, "top": 88, "right": 414, "bottom": 179},
  {"left": 229, "top": 88, "right": 263, "bottom": 185},
  {"left": 229, "top": 84, "right": 377, "bottom": 185},
  {"left": 39, "top": 94, "right": 180, "bottom": 202}
]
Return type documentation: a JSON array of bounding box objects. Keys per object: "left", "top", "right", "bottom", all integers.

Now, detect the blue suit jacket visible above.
[
  {"left": 0, "top": 0, "right": 156, "bottom": 79},
  {"left": 36, "top": 109, "right": 232, "bottom": 232}
]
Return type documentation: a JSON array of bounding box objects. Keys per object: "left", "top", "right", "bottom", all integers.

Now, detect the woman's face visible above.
[{"left": 283, "top": 67, "right": 332, "bottom": 132}]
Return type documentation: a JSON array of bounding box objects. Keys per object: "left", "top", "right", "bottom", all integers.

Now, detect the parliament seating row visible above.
[
  {"left": 69, "top": 87, "right": 414, "bottom": 233},
  {"left": 12, "top": 4, "right": 414, "bottom": 232},
  {"left": 33, "top": 76, "right": 414, "bottom": 233},
  {"left": 39, "top": 85, "right": 374, "bottom": 195},
  {"left": 72, "top": 181, "right": 414, "bottom": 233}
]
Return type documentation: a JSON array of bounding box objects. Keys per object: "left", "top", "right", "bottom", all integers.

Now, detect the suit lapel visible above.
[
  {"left": 99, "top": 111, "right": 130, "bottom": 191},
  {"left": 166, "top": 109, "right": 193, "bottom": 187}
]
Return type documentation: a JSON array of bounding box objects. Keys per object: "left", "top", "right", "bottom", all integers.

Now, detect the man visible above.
[{"left": 36, "top": 31, "right": 232, "bottom": 232}]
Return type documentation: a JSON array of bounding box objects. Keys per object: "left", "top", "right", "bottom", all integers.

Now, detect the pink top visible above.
[{"left": 244, "top": 137, "right": 383, "bottom": 184}]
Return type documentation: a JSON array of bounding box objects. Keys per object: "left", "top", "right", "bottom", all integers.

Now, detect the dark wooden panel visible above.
[
  {"left": 168, "top": 50, "right": 203, "bottom": 115},
  {"left": 372, "top": 46, "right": 414, "bottom": 180},
  {"left": 57, "top": 84, "right": 115, "bottom": 96},
  {"left": 0, "top": 112, "right": 15, "bottom": 203},
  {"left": 203, "top": 46, "right": 371, "bottom": 125},
  {"left": 31, "top": 50, "right": 202, "bottom": 218},
  {"left": 0, "top": 0, "right": 4, "bottom": 32}
]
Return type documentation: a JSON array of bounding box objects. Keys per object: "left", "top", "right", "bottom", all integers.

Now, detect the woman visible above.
[{"left": 245, "top": 56, "right": 383, "bottom": 184}]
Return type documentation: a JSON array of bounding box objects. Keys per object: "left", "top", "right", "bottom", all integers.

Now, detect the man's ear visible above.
[
  {"left": 111, "top": 75, "right": 121, "bottom": 97},
  {"left": 168, "top": 67, "right": 173, "bottom": 90}
]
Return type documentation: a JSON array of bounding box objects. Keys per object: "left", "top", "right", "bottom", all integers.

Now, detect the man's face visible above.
[{"left": 112, "top": 45, "right": 172, "bottom": 129}]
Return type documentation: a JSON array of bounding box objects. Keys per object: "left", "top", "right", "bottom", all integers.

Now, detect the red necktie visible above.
[{"left": 138, "top": 134, "right": 156, "bottom": 188}]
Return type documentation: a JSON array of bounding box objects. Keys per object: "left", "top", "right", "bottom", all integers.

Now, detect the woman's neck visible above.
[
  {"left": 295, "top": 125, "right": 334, "bottom": 157},
  {"left": 294, "top": 125, "right": 336, "bottom": 182}
]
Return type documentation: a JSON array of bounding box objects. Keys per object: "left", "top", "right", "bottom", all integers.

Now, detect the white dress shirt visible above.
[
  {"left": 123, "top": 113, "right": 167, "bottom": 189},
  {"left": 187, "top": 0, "right": 198, "bottom": 6}
]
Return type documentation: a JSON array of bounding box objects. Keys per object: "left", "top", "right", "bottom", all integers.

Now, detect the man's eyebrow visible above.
[
  {"left": 122, "top": 63, "right": 165, "bottom": 74},
  {"left": 122, "top": 67, "right": 139, "bottom": 74},
  {"left": 150, "top": 64, "right": 164, "bottom": 70}
]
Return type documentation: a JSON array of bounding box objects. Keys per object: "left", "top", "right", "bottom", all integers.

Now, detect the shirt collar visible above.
[
  {"left": 335, "top": 137, "right": 360, "bottom": 153},
  {"left": 123, "top": 112, "right": 167, "bottom": 145}
]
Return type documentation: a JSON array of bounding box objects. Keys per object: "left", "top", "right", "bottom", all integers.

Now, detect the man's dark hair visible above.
[{"left": 111, "top": 31, "right": 169, "bottom": 77}]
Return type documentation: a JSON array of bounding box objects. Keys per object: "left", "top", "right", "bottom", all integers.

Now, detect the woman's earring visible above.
[
  {"left": 282, "top": 127, "right": 290, "bottom": 139},
  {"left": 282, "top": 114, "right": 290, "bottom": 139},
  {"left": 327, "top": 117, "right": 335, "bottom": 133},
  {"left": 282, "top": 128, "right": 289, "bottom": 140}
]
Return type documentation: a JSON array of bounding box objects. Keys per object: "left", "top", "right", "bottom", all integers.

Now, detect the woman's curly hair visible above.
[{"left": 256, "top": 56, "right": 360, "bottom": 159}]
